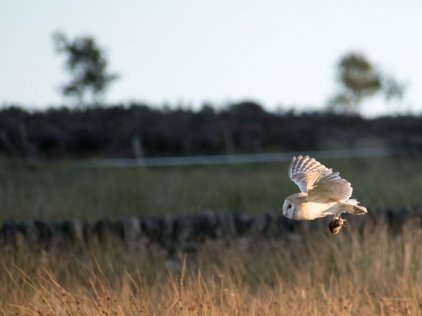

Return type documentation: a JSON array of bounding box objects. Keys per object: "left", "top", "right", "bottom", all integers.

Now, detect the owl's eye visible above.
[{"left": 287, "top": 204, "right": 292, "bottom": 209}]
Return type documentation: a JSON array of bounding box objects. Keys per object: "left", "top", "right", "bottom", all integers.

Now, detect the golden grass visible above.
[{"left": 1, "top": 223, "right": 421, "bottom": 315}]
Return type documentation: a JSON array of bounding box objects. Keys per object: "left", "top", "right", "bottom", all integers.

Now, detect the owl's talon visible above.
[{"left": 328, "top": 217, "right": 346, "bottom": 234}]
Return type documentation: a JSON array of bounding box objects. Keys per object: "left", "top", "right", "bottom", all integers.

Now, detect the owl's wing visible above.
[
  {"left": 307, "top": 168, "right": 353, "bottom": 202},
  {"left": 288, "top": 155, "right": 328, "bottom": 192}
]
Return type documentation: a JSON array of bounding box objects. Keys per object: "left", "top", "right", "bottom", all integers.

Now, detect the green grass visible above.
[{"left": 0, "top": 156, "right": 421, "bottom": 220}]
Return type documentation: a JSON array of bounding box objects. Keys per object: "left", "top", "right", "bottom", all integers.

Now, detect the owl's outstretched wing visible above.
[
  {"left": 288, "top": 155, "right": 353, "bottom": 202},
  {"left": 288, "top": 155, "right": 328, "bottom": 192},
  {"left": 308, "top": 169, "right": 353, "bottom": 202}
]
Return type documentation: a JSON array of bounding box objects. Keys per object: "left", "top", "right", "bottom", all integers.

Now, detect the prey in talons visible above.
[{"left": 328, "top": 217, "right": 347, "bottom": 235}]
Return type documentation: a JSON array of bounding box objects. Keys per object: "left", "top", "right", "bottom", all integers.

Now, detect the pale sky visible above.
[{"left": 1, "top": 0, "right": 421, "bottom": 116}]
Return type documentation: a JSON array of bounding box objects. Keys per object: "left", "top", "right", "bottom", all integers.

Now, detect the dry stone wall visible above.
[{"left": 1, "top": 208, "right": 421, "bottom": 253}]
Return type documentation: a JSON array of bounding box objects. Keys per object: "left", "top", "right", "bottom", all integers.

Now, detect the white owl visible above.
[{"left": 282, "top": 155, "right": 367, "bottom": 234}]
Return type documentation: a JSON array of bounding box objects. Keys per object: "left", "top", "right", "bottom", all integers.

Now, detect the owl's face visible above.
[{"left": 282, "top": 198, "right": 296, "bottom": 219}]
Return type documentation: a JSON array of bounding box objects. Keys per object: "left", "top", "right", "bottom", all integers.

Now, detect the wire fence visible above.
[{"left": 95, "top": 147, "right": 393, "bottom": 168}]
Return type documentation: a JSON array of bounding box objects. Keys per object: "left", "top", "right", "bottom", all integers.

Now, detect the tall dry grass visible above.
[{"left": 1, "top": 222, "right": 421, "bottom": 315}]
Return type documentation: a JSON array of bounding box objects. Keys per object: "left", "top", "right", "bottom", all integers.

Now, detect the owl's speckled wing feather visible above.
[
  {"left": 308, "top": 169, "right": 353, "bottom": 202},
  {"left": 288, "top": 155, "right": 327, "bottom": 192},
  {"left": 288, "top": 155, "right": 353, "bottom": 202}
]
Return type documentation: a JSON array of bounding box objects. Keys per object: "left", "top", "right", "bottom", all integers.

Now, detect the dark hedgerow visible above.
[{"left": 0, "top": 102, "right": 422, "bottom": 159}]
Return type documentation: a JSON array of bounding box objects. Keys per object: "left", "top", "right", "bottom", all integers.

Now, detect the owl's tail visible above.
[{"left": 342, "top": 199, "right": 368, "bottom": 215}]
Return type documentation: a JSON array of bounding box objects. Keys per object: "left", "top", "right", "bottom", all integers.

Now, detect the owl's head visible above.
[{"left": 282, "top": 198, "right": 296, "bottom": 219}]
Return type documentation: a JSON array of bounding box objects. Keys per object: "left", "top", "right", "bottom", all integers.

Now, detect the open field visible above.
[
  {"left": 0, "top": 224, "right": 421, "bottom": 315},
  {"left": 0, "top": 156, "right": 422, "bottom": 315},
  {"left": 1, "top": 156, "right": 422, "bottom": 220}
]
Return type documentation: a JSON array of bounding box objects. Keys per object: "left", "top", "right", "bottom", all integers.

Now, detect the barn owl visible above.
[{"left": 282, "top": 155, "right": 367, "bottom": 234}]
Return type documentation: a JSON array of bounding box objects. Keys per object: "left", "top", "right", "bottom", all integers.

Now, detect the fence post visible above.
[
  {"left": 224, "top": 129, "right": 235, "bottom": 155},
  {"left": 132, "top": 135, "right": 144, "bottom": 160}
]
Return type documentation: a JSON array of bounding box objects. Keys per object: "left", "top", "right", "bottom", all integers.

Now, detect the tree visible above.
[
  {"left": 53, "top": 32, "right": 118, "bottom": 106},
  {"left": 328, "top": 52, "right": 405, "bottom": 114}
]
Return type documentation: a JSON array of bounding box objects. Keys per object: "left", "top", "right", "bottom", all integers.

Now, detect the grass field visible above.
[
  {"left": 0, "top": 156, "right": 422, "bottom": 315},
  {"left": 1, "top": 156, "right": 422, "bottom": 220},
  {"left": 1, "top": 224, "right": 421, "bottom": 315}
]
